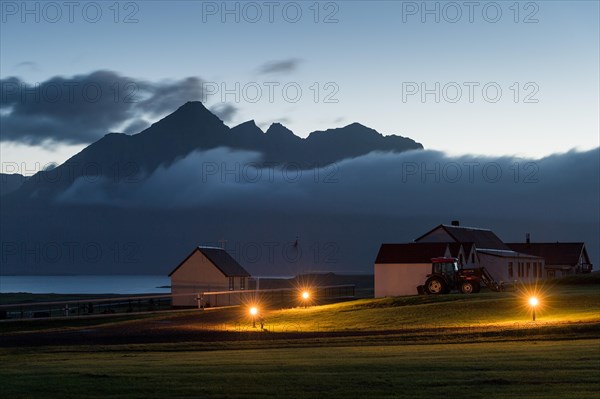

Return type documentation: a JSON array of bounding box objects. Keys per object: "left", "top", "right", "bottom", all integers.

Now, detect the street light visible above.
[
  {"left": 529, "top": 297, "right": 539, "bottom": 321},
  {"left": 249, "top": 306, "right": 258, "bottom": 328},
  {"left": 301, "top": 290, "right": 310, "bottom": 308}
]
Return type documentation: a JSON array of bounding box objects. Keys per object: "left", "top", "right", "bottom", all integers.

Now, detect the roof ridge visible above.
[{"left": 442, "top": 224, "right": 492, "bottom": 231}]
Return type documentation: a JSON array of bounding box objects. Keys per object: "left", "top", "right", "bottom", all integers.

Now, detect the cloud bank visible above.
[
  {"left": 55, "top": 147, "right": 599, "bottom": 224},
  {"left": 0, "top": 71, "right": 208, "bottom": 145}
]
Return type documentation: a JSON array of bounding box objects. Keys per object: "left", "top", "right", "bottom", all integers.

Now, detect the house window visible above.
[
  {"left": 240, "top": 277, "right": 246, "bottom": 290},
  {"left": 517, "top": 263, "right": 522, "bottom": 278},
  {"left": 508, "top": 262, "right": 513, "bottom": 278},
  {"left": 533, "top": 262, "right": 537, "bottom": 278},
  {"left": 228, "top": 277, "right": 234, "bottom": 290},
  {"left": 526, "top": 262, "right": 531, "bottom": 278}
]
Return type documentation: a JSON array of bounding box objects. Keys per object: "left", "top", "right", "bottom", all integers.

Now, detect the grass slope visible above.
[
  {"left": 1, "top": 284, "right": 599, "bottom": 398},
  {"left": 1, "top": 340, "right": 598, "bottom": 399}
]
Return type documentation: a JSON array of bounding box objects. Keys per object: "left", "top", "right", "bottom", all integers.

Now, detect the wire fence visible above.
[{"left": 0, "top": 285, "right": 355, "bottom": 320}]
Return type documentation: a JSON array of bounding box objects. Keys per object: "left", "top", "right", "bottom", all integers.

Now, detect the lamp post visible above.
[
  {"left": 301, "top": 291, "right": 310, "bottom": 308},
  {"left": 529, "top": 297, "right": 538, "bottom": 321},
  {"left": 249, "top": 306, "right": 258, "bottom": 328}
]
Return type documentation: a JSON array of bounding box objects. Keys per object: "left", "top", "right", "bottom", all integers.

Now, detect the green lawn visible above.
[
  {"left": 1, "top": 340, "right": 598, "bottom": 399},
  {"left": 244, "top": 285, "right": 600, "bottom": 333},
  {"left": 1, "top": 284, "right": 599, "bottom": 398}
]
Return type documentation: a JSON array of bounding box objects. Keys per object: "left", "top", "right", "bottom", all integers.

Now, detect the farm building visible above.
[
  {"left": 415, "top": 222, "right": 545, "bottom": 285},
  {"left": 375, "top": 243, "right": 454, "bottom": 297},
  {"left": 169, "top": 246, "right": 250, "bottom": 307},
  {"left": 507, "top": 242, "right": 593, "bottom": 278},
  {"left": 374, "top": 222, "right": 548, "bottom": 298}
]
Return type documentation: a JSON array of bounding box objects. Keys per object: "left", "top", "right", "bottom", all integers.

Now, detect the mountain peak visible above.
[
  {"left": 235, "top": 119, "right": 261, "bottom": 129},
  {"left": 266, "top": 122, "right": 296, "bottom": 138},
  {"left": 138, "top": 100, "right": 227, "bottom": 139},
  {"left": 178, "top": 101, "right": 210, "bottom": 111},
  {"left": 165, "top": 101, "right": 220, "bottom": 121},
  {"left": 231, "top": 120, "right": 263, "bottom": 134}
]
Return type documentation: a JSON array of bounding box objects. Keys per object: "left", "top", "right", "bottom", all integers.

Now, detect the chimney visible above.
[
  {"left": 451, "top": 220, "right": 460, "bottom": 227},
  {"left": 526, "top": 233, "right": 531, "bottom": 244}
]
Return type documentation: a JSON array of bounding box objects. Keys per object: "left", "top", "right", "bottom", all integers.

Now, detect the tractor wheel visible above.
[
  {"left": 460, "top": 281, "right": 476, "bottom": 294},
  {"left": 425, "top": 277, "right": 447, "bottom": 295}
]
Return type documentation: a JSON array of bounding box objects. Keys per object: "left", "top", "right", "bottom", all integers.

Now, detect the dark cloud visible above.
[
  {"left": 55, "top": 148, "right": 598, "bottom": 219},
  {"left": 137, "top": 77, "right": 205, "bottom": 116},
  {"left": 209, "top": 103, "right": 238, "bottom": 122},
  {"left": 258, "top": 58, "right": 302, "bottom": 74},
  {"left": 0, "top": 71, "right": 206, "bottom": 145},
  {"left": 55, "top": 147, "right": 600, "bottom": 271}
]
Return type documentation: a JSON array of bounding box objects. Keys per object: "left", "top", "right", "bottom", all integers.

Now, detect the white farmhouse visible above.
[{"left": 169, "top": 246, "right": 250, "bottom": 307}]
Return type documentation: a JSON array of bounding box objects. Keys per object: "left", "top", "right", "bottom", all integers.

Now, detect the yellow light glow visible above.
[
  {"left": 302, "top": 291, "right": 310, "bottom": 300},
  {"left": 529, "top": 297, "right": 539, "bottom": 307},
  {"left": 249, "top": 307, "right": 258, "bottom": 315}
]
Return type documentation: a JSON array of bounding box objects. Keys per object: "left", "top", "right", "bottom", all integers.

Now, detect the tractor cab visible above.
[
  {"left": 430, "top": 257, "right": 459, "bottom": 286},
  {"left": 421, "top": 257, "right": 460, "bottom": 295}
]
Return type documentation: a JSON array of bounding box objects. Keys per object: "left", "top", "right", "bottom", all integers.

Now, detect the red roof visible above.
[
  {"left": 375, "top": 243, "right": 449, "bottom": 264},
  {"left": 506, "top": 243, "right": 589, "bottom": 267},
  {"left": 415, "top": 224, "right": 508, "bottom": 250}
]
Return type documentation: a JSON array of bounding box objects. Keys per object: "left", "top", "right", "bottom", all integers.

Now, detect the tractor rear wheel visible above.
[{"left": 425, "top": 277, "right": 448, "bottom": 295}]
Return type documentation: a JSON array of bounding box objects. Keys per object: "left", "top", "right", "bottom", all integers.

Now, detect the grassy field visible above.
[
  {"left": 1, "top": 340, "right": 598, "bottom": 398},
  {"left": 1, "top": 283, "right": 599, "bottom": 398}
]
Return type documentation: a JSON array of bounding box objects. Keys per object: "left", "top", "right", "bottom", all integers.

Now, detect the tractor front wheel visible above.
[
  {"left": 460, "top": 281, "right": 477, "bottom": 294},
  {"left": 425, "top": 277, "right": 448, "bottom": 295}
]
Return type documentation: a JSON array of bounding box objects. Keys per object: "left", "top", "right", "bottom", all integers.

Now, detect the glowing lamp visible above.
[
  {"left": 529, "top": 297, "right": 539, "bottom": 307},
  {"left": 528, "top": 297, "right": 539, "bottom": 321}
]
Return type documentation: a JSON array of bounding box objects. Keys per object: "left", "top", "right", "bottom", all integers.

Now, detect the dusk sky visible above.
[{"left": 1, "top": 1, "right": 599, "bottom": 171}]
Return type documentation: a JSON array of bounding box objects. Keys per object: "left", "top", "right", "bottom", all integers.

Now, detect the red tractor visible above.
[{"left": 419, "top": 257, "right": 502, "bottom": 295}]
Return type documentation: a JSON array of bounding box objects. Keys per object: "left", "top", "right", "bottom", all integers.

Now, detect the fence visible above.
[
  {"left": 0, "top": 285, "right": 355, "bottom": 320},
  {"left": 0, "top": 294, "right": 172, "bottom": 320}
]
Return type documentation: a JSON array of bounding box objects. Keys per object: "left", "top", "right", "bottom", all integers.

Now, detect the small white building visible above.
[
  {"left": 374, "top": 242, "right": 452, "bottom": 297},
  {"left": 169, "top": 246, "right": 250, "bottom": 307},
  {"left": 477, "top": 249, "right": 544, "bottom": 283}
]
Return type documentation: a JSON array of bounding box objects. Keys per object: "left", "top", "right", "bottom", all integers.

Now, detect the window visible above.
[
  {"left": 508, "top": 262, "right": 513, "bottom": 278},
  {"left": 228, "top": 277, "right": 234, "bottom": 290},
  {"left": 533, "top": 262, "right": 537, "bottom": 278},
  {"left": 526, "top": 262, "right": 530, "bottom": 278},
  {"left": 240, "top": 277, "right": 246, "bottom": 290},
  {"left": 433, "top": 262, "right": 457, "bottom": 275},
  {"left": 520, "top": 263, "right": 524, "bottom": 278}
]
